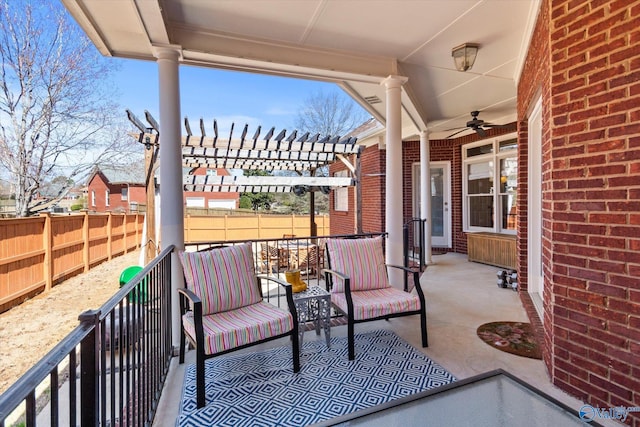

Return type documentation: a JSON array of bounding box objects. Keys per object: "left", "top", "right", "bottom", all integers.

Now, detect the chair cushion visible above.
[
  {"left": 182, "top": 301, "right": 294, "bottom": 354},
  {"left": 326, "top": 236, "right": 390, "bottom": 292},
  {"left": 332, "top": 288, "right": 421, "bottom": 320},
  {"left": 180, "top": 244, "right": 262, "bottom": 316}
]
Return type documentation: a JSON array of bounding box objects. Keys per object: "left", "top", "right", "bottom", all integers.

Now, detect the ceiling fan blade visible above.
[
  {"left": 446, "top": 128, "right": 469, "bottom": 139},
  {"left": 475, "top": 127, "right": 487, "bottom": 137},
  {"left": 442, "top": 125, "right": 465, "bottom": 132}
]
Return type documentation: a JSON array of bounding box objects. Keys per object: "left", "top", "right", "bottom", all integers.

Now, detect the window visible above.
[
  {"left": 463, "top": 136, "right": 517, "bottom": 234},
  {"left": 334, "top": 170, "right": 348, "bottom": 212},
  {"left": 105, "top": 190, "right": 110, "bottom": 207},
  {"left": 91, "top": 190, "right": 96, "bottom": 207},
  {"left": 121, "top": 187, "right": 128, "bottom": 201}
]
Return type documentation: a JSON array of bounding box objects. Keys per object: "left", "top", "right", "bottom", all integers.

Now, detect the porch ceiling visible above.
[{"left": 62, "top": 0, "right": 540, "bottom": 139}]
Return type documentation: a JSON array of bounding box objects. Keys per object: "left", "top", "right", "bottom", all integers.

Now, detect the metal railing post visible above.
[
  {"left": 78, "top": 309, "right": 100, "bottom": 427},
  {"left": 420, "top": 219, "right": 426, "bottom": 270},
  {"left": 403, "top": 224, "right": 409, "bottom": 291}
]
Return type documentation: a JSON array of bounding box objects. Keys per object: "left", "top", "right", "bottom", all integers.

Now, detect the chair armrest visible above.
[
  {"left": 386, "top": 264, "right": 426, "bottom": 299},
  {"left": 322, "top": 268, "right": 349, "bottom": 281},
  {"left": 178, "top": 287, "right": 201, "bottom": 306},
  {"left": 386, "top": 264, "right": 418, "bottom": 274},
  {"left": 321, "top": 268, "right": 349, "bottom": 292},
  {"left": 255, "top": 274, "right": 298, "bottom": 321},
  {"left": 177, "top": 287, "right": 204, "bottom": 346}
]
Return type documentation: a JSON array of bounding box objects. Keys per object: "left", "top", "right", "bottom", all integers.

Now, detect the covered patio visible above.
[
  {"left": 155, "top": 252, "right": 612, "bottom": 425},
  {"left": 48, "top": 0, "right": 640, "bottom": 425}
]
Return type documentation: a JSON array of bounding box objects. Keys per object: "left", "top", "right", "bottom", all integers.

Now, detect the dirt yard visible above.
[{"left": 0, "top": 251, "right": 141, "bottom": 394}]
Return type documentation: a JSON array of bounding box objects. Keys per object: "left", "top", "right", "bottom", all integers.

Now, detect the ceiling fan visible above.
[{"left": 445, "top": 110, "right": 505, "bottom": 139}]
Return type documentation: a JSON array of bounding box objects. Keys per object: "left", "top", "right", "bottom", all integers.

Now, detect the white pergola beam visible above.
[{"left": 183, "top": 175, "right": 353, "bottom": 187}]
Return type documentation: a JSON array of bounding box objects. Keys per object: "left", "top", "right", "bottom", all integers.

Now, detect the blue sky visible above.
[{"left": 111, "top": 58, "right": 347, "bottom": 136}]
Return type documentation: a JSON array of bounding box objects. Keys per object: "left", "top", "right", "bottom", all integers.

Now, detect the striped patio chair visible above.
[
  {"left": 178, "top": 243, "right": 300, "bottom": 408},
  {"left": 323, "top": 236, "right": 428, "bottom": 360}
]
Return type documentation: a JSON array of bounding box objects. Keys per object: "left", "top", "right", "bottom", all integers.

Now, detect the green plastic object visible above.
[{"left": 119, "top": 266, "right": 147, "bottom": 303}]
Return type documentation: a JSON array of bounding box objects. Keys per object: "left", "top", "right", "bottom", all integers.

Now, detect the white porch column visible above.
[
  {"left": 420, "top": 130, "right": 433, "bottom": 264},
  {"left": 153, "top": 45, "right": 184, "bottom": 348},
  {"left": 382, "top": 75, "right": 406, "bottom": 287}
]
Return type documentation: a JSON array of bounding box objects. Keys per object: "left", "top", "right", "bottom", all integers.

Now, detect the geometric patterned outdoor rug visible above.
[{"left": 177, "top": 329, "right": 456, "bottom": 426}]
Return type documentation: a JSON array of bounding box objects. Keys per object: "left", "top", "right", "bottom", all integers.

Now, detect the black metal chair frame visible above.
[
  {"left": 178, "top": 274, "right": 300, "bottom": 408},
  {"left": 323, "top": 241, "right": 428, "bottom": 360}
]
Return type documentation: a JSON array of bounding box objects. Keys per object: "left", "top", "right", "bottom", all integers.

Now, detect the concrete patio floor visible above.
[{"left": 152, "top": 253, "right": 619, "bottom": 426}]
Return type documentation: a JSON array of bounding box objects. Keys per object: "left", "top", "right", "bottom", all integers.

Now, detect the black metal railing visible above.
[
  {"left": 403, "top": 218, "right": 427, "bottom": 290},
  {"left": 0, "top": 246, "right": 174, "bottom": 427}
]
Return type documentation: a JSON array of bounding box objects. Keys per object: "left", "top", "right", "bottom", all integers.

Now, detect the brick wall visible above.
[
  {"left": 329, "top": 147, "right": 385, "bottom": 235},
  {"left": 329, "top": 159, "right": 356, "bottom": 235},
  {"left": 519, "top": 0, "right": 640, "bottom": 423}
]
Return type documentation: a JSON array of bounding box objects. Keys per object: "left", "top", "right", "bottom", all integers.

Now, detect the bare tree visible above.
[
  {"left": 280, "top": 89, "right": 369, "bottom": 213},
  {"left": 293, "top": 89, "right": 368, "bottom": 137},
  {"left": 0, "top": 1, "right": 132, "bottom": 216}
]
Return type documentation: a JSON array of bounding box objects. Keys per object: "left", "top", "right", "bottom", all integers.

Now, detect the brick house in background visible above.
[
  {"left": 86, "top": 166, "right": 147, "bottom": 213},
  {"left": 87, "top": 166, "right": 239, "bottom": 213},
  {"left": 183, "top": 167, "right": 239, "bottom": 210}
]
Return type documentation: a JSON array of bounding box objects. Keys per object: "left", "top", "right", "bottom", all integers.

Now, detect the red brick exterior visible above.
[
  {"left": 328, "top": 0, "right": 640, "bottom": 421},
  {"left": 518, "top": 0, "right": 640, "bottom": 423},
  {"left": 330, "top": 147, "right": 385, "bottom": 235},
  {"left": 87, "top": 172, "right": 146, "bottom": 213}
]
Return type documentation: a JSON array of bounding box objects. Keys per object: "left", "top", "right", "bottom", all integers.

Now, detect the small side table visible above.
[{"left": 292, "top": 285, "right": 331, "bottom": 350}]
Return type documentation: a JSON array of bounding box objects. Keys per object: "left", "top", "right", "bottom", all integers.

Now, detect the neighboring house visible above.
[
  {"left": 86, "top": 165, "right": 239, "bottom": 213},
  {"left": 183, "top": 168, "right": 239, "bottom": 210},
  {"left": 86, "top": 166, "right": 146, "bottom": 213}
]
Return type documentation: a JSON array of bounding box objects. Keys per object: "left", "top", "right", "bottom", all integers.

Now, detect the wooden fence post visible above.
[
  {"left": 40, "top": 212, "right": 53, "bottom": 291},
  {"left": 122, "top": 214, "right": 127, "bottom": 254},
  {"left": 83, "top": 210, "right": 90, "bottom": 272},
  {"left": 185, "top": 213, "right": 190, "bottom": 243},
  {"left": 107, "top": 212, "right": 113, "bottom": 260},
  {"left": 136, "top": 213, "right": 141, "bottom": 249}
]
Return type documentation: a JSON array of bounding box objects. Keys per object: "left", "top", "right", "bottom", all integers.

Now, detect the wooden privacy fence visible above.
[
  {"left": 0, "top": 212, "right": 328, "bottom": 313},
  {"left": 0, "top": 212, "right": 144, "bottom": 313},
  {"left": 184, "top": 213, "right": 329, "bottom": 242}
]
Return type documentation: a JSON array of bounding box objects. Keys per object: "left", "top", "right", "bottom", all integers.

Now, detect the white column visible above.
[
  {"left": 420, "top": 130, "right": 433, "bottom": 264},
  {"left": 382, "top": 75, "right": 406, "bottom": 287},
  {"left": 153, "top": 45, "right": 184, "bottom": 348}
]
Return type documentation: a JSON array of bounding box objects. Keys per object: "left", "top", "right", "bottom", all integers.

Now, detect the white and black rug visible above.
[{"left": 177, "top": 329, "right": 456, "bottom": 426}]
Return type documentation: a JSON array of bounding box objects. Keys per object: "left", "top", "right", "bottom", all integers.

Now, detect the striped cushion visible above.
[
  {"left": 181, "top": 302, "right": 294, "bottom": 354},
  {"left": 332, "top": 288, "right": 421, "bottom": 320},
  {"left": 326, "top": 237, "right": 390, "bottom": 292},
  {"left": 179, "top": 244, "right": 262, "bottom": 316}
]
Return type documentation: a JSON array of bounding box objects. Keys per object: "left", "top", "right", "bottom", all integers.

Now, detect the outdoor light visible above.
[{"left": 452, "top": 43, "right": 479, "bottom": 72}]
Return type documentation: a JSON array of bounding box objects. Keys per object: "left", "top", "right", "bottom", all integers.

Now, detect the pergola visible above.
[{"left": 127, "top": 110, "right": 364, "bottom": 244}]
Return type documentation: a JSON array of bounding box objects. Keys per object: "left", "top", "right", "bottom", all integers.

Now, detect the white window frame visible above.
[
  {"left": 91, "top": 190, "right": 96, "bottom": 207},
  {"left": 462, "top": 134, "right": 517, "bottom": 234},
  {"left": 121, "top": 187, "right": 128, "bottom": 201},
  {"left": 105, "top": 190, "right": 110, "bottom": 207}
]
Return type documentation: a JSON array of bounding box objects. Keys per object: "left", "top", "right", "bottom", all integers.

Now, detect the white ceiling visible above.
[{"left": 62, "top": 0, "right": 540, "bottom": 140}]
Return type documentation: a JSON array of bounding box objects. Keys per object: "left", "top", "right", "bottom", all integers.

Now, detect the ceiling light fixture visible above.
[{"left": 452, "top": 43, "right": 479, "bottom": 72}]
